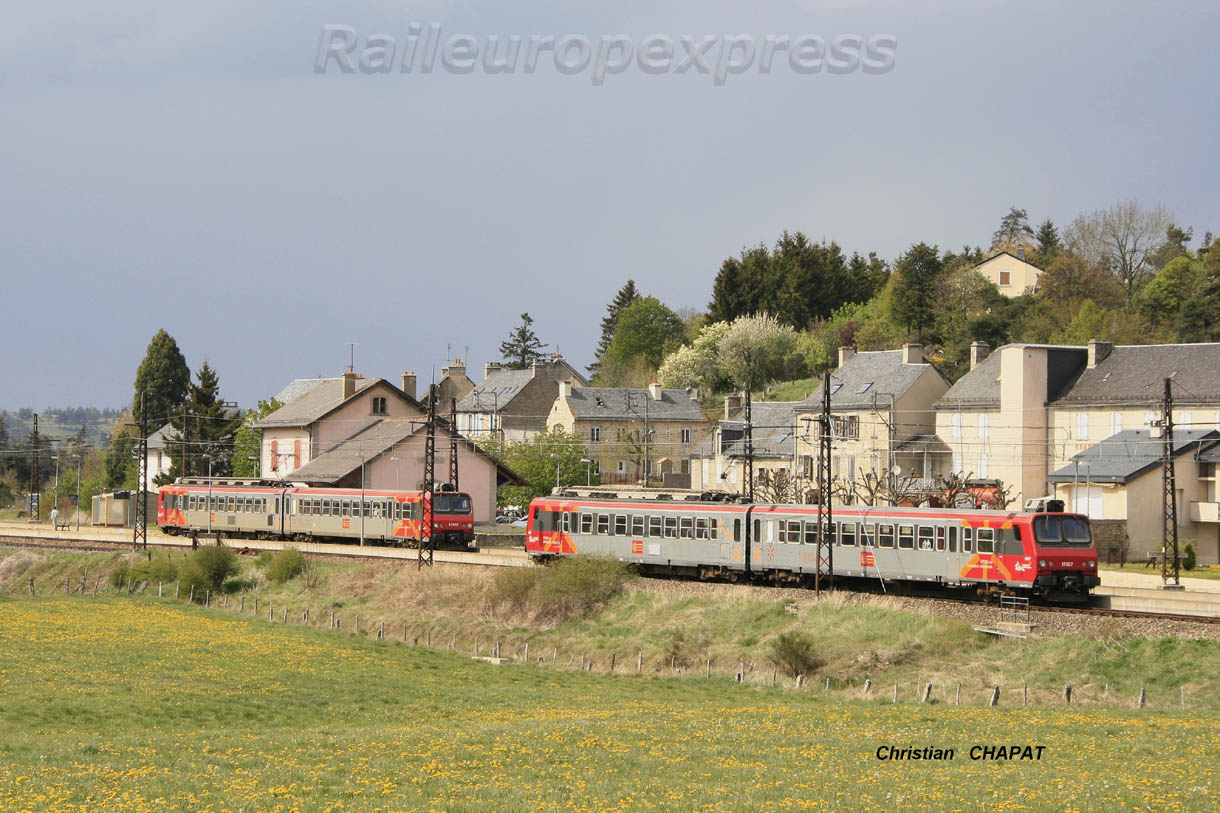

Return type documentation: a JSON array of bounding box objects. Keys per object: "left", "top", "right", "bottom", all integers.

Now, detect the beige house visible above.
[
  {"left": 547, "top": 382, "right": 709, "bottom": 486},
  {"left": 936, "top": 340, "right": 1220, "bottom": 563},
  {"left": 457, "top": 354, "right": 588, "bottom": 442},
  {"left": 974, "top": 250, "right": 1043, "bottom": 297},
  {"left": 256, "top": 370, "right": 424, "bottom": 479},
  {"left": 794, "top": 344, "right": 952, "bottom": 499}
]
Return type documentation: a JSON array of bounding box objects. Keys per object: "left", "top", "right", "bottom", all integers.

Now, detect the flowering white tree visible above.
[
  {"left": 657, "top": 321, "right": 730, "bottom": 390},
  {"left": 717, "top": 313, "right": 802, "bottom": 391}
]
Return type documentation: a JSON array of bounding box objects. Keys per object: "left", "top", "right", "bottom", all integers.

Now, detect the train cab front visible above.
[{"left": 1030, "top": 513, "right": 1099, "bottom": 600}]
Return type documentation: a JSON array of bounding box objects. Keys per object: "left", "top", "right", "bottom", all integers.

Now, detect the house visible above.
[
  {"left": 434, "top": 360, "right": 475, "bottom": 410},
  {"left": 546, "top": 382, "right": 709, "bottom": 486},
  {"left": 794, "top": 344, "right": 952, "bottom": 498},
  {"left": 689, "top": 397, "right": 802, "bottom": 498},
  {"left": 935, "top": 340, "right": 1220, "bottom": 562},
  {"left": 144, "top": 423, "right": 176, "bottom": 482},
  {"left": 456, "top": 353, "right": 588, "bottom": 442},
  {"left": 974, "top": 250, "right": 1043, "bottom": 297},
  {"left": 281, "top": 418, "right": 523, "bottom": 522},
  {"left": 256, "top": 370, "right": 424, "bottom": 479}
]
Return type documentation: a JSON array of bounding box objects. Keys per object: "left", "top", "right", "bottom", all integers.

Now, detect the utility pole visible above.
[
  {"left": 1160, "top": 377, "right": 1182, "bottom": 589},
  {"left": 815, "top": 372, "right": 834, "bottom": 596},
  {"left": 744, "top": 390, "right": 755, "bottom": 503},
  {"left": 134, "top": 393, "right": 149, "bottom": 550},
  {"left": 419, "top": 386, "right": 436, "bottom": 569},
  {"left": 181, "top": 404, "right": 190, "bottom": 478},
  {"left": 449, "top": 398, "right": 459, "bottom": 490},
  {"left": 75, "top": 454, "right": 83, "bottom": 531},
  {"left": 29, "top": 413, "right": 39, "bottom": 522}
]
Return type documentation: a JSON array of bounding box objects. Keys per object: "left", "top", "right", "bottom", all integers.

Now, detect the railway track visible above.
[{"left": 3, "top": 527, "right": 1217, "bottom": 623}]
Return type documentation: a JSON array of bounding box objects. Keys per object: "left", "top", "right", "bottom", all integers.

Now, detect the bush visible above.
[
  {"left": 489, "top": 555, "right": 634, "bottom": 623},
  {"left": 766, "top": 630, "right": 822, "bottom": 678},
  {"left": 147, "top": 554, "right": 178, "bottom": 584},
  {"left": 109, "top": 563, "right": 129, "bottom": 588},
  {"left": 1183, "top": 541, "right": 1197, "bottom": 571},
  {"left": 267, "top": 547, "right": 306, "bottom": 584},
  {"left": 178, "top": 545, "right": 239, "bottom": 601},
  {"left": 256, "top": 550, "right": 274, "bottom": 569}
]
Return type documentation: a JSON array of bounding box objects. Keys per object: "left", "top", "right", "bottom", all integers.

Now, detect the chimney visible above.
[
  {"left": 531, "top": 358, "right": 542, "bottom": 379},
  {"left": 1016, "top": 248, "right": 1026, "bottom": 261},
  {"left": 724, "top": 391, "right": 742, "bottom": 420},
  {"left": 341, "top": 369, "right": 358, "bottom": 400},
  {"left": 969, "top": 341, "right": 990, "bottom": 371},
  {"left": 902, "top": 343, "right": 924, "bottom": 365},
  {"left": 1087, "top": 339, "right": 1113, "bottom": 369},
  {"left": 558, "top": 380, "right": 572, "bottom": 399},
  {"left": 443, "top": 360, "right": 466, "bottom": 380},
  {"left": 648, "top": 381, "right": 662, "bottom": 401},
  {"left": 483, "top": 362, "right": 502, "bottom": 379},
  {"left": 686, "top": 386, "right": 699, "bottom": 401},
  {"left": 837, "top": 345, "right": 855, "bottom": 368},
  {"left": 400, "top": 371, "right": 416, "bottom": 400}
]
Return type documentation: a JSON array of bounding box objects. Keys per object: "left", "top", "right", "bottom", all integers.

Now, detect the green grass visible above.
[
  {"left": 2, "top": 596, "right": 1218, "bottom": 811},
  {"left": 761, "top": 376, "right": 820, "bottom": 402},
  {"left": 1100, "top": 561, "right": 1220, "bottom": 580}
]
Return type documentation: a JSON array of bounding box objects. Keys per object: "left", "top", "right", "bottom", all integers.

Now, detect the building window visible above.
[
  {"left": 977, "top": 414, "right": 989, "bottom": 439},
  {"left": 1077, "top": 413, "right": 1088, "bottom": 441},
  {"left": 998, "top": 270, "right": 1011, "bottom": 286},
  {"left": 977, "top": 453, "right": 989, "bottom": 478},
  {"left": 681, "top": 428, "right": 692, "bottom": 444},
  {"left": 952, "top": 413, "right": 962, "bottom": 439},
  {"left": 1111, "top": 413, "right": 1123, "bottom": 437},
  {"left": 1180, "top": 412, "right": 1193, "bottom": 429},
  {"left": 371, "top": 396, "right": 388, "bottom": 415},
  {"left": 590, "top": 426, "right": 601, "bottom": 443},
  {"left": 617, "top": 460, "right": 627, "bottom": 473}
]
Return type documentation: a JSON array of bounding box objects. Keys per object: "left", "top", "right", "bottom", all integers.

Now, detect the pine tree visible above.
[
  {"left": 1034, "top": 219, "right": 1060, "bottom": 266},
  {"left": 588, "top": 280, "right": 639, "bottom": 376},
  {"left": 892, "top": 243, "right": 944, "bottom": 342},
  {"left": 132, "top": 329, "right": 190, "bottom": 426},
  {"left": 499, "top": 313, "right": 548, "bottom": 370},
  {"left": 162, "top": 360, "right": 241, "bottom": 482},
  {"left": 992, "top": 206, "right": 1035, "bottom": 253}
]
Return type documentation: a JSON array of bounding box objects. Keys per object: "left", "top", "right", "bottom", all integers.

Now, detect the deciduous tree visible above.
[{"left": 1065, "top": 200, "right": 1173, "bottom": 303}]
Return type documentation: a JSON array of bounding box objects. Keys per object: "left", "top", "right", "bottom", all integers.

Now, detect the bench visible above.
[{"left": 54, "top": 520, "right": 73, "bottom": 531}]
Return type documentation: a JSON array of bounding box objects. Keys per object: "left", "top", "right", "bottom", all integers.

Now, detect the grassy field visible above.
[{"left": 2, "top": 594, "right": 1218, "bottom": 811}]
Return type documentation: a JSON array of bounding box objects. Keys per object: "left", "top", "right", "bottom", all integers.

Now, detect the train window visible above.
[
  {"left": 695, "top": 517, "right": 709, "bottom": 539},
  {"left": 648, "top": 516, "right": 662, "bottom": 537},
  {"left": 877, "top": 524, "right": 894, "bottom": 549},
  {"left": 371, "top": 502, "right": 382, "bottom": 519},
  {"left": 580, "top": 513, "right": 594, "bottom": 534},
  {"left": 679, "top": 517, "right": 694, "bottom": 539},
  {"left": 709, "top": 519, "right": 718, "bottom": 540},
  {"left": 631, "top": 515, "right": 645, "bottom": 537},
  {"left": 996, "top": 527, "right": 1023, "bottom": 556},
  {"left": 615, "top": 515, "right": 628, "bottom": 535},
  {"left": 962, "top": 527, "right": 973, "bottom": 553},
  {"left": 733, "top": 518, "right": 741, "bottom": 540},
  {"left": 977, "top": 528, "right": 994, "bottom": 553},
  {"left": 275, "top": 498, "right": 280, "bottom": 514},
  {"left": 840, "top": 523, "right": 856, "bottom": 546},
  {"left": 664, "top": 516, "right": 678, "bottom": 538},
  {"left": 859, "top": 524, "right": 875, "bottom": 547},
  {"left": 787, "top": 520, "right": 802, "bottom": 543},
  {"left": 935, "top": 527, "right": 946, "bottom": 551},
  {"left": 898, "top": 525, "right": 914, "bottom": 549},
  {"left": 917, "top": 526, "right": 934, "bottom": 551},
  {"left": 322, "top": 499, "right": 331, "bottom": 515},
  {"left": 948, "top": 526, "right": 957, "bottom": 553},
  {"left": 804, "top": 522, "right": 818, "bottom": 545},
  {"left": 227, "top": 496, "right": 236, "bottom": 512},
  {"left": 753, "top": 519, "right": 760, "bottom": 540},
  {"left": 339, "top": 500, "right": 349, "bottom": 516},
  {"left": 187, "top": 496, "right": 195, "bottom": 510}
]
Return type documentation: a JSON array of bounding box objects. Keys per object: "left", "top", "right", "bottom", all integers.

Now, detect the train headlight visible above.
[
  {"left": 1088, "top": 561, "right": 1096, "bottom": 568},
  {"left": 1039, "top": 560, "right": 1046, "bottom": 568}
]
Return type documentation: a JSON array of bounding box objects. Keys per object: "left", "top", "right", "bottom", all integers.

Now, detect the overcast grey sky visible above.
[{"left": 2, "top": 1, "right": 1217, "bottom": 411}]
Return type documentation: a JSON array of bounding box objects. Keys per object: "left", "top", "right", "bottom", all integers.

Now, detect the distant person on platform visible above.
[{"left": 50, "top": 507, "right": 60, "bottom": 529}]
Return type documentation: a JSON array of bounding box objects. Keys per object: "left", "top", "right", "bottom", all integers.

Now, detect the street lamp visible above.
[
  {"left": 74, "top": 454, "right": 82, "bottom": 531},
  {"left": 390, "top": 456, "right": 401, "bottom": 490},
  {"left": 202, "top": 454, "right": 214, "bottom": 534},
  {"left": 359, "top": 452, "right": 366, "bottom": 546},
  {"left": 551, "top": 453, "right": 561, "bottom": 493},
  {"left": 580, "top": 458, "right": 594, "bottom": 486},
  {"left": 52, "top": 456, "right": 60, "bottom": 521}
]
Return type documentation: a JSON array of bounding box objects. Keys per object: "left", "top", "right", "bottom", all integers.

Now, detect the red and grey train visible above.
[
  {"left": 526, "top": 493, "right": 1100, "bottom": 600},
  {"left": 157, "top": 478, "right": 476, "bottom": 547}
]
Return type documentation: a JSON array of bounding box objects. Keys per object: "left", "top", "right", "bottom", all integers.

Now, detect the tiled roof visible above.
[
  {"left": 564, "top": 387, "right": 706, "bottom": 422},
  {"left": 456, "top": 368, "right": 536, "bottom": 413},
  {"left": 288, "top": 418, "right": 524, "bottom": 485},
  {"left": 256, "top": 378, "right": 380, "bottom": 428},
  {"left": 272, "top": 377, "right": 334, "bottom": 406},
  {"left": 1046, "top": 429, "right": 1220, "bottom": 484},
  {"left": 1052, "top": 344, "right": 1220, "bottom": 406},
  {"left": 892, "top": 434, "right": 953, "bottom": 455},
  {"left": 799, "top": 350, "right": 940, "bottom": 411},
  {"left": 934, "top": 352, "right": 1003, "bottom": 408}
]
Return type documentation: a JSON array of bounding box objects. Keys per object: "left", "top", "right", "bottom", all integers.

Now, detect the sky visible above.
[{"left": 2, "top": 1, "right": 1218, "bottom": 411}]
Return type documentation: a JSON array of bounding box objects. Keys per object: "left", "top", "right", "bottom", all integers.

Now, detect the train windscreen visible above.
[
  {"left": 433, "top": 493, "right": 472, "bottom": 514},
  {"left": 1033, "top": 515, "right": 1093, "bottom": 548}
]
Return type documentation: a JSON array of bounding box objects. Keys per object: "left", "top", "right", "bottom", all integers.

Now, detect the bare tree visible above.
[
  {"left": 755, "top": 469, "right": 797, "bottom": 503},
  {"left": 936, "top": 471, "right": 975, "bottom": 508},
  {"left": 1065, "top": 200, "right": 1173, "bottom": 302}
]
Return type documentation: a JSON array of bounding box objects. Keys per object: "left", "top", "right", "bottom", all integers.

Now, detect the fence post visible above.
[
  {"left": 354, "top": 615, "right": 359, "bottom": 634},
  {"left": 826, "top": 677, "right": 831, "bottom": 692},
  {"left": 706, "top": 659, "right": 712, "bottom": 680},
  {"left": 402, "top": 626, "right": 408, "bottom": 643},
  {"left": 552, "top": 648, "right": 557, "bottom": 666},
  {"left": 158, "top": 582, "right": 163, "bottom": 598},
  {"left": 378, "top": 622, "right": 384, "bottom": 640},
  {"left": 796, "top": 674, "right": 805, "bottom": 689},
  {"left": 282, "top": 608, "right": 286, "bottom": 624},
  {"left": 863, "top": 679, "right": 872, "bottom": 695},
  {"left": 426, "top": 629, "right": 432, "bottom": 647},
  {"left": 637, "top": 651, "right": 642, "bottom": 674},
  {"left": 1138, "top": 687, "right": 1146, "bottom": 709},
  {"left": 28, "top": 578, "right": 34, "bottom": 596},
  {"left": 955, "top": 683, "right": 961, "bottom": 706},
  {"left": 189, "top": 584, "right": 195, "bottom": 603},
  {"left": 205, "top": 590, "right": 210, "bottom": 608},
  {"left": 1023, "top": 684, "right": 1028, "bottom": 706},
  {"left": 1064, "top": 683, "right": 1072, "bottom": 705},
  {"left": 94, "top": 576, "right": 100, "bottom": 597},
  {"left": 1181, "top": 686, "right": 1186, "bottom": 708},
  {"left": 268, "top": 601, "right": 272, "bottom": 621},
  {"left": 240, "top": 595, "right": 245, "bottom": 613},
  {"left": 893, "top": 684, "right": 898, "bottom": 703},
  {"left": 450, "top": 632, "right": 457, "bottom": 651},
  {"left": 989, "top": 686, "right": 1000, "bottom": 707},
  {"left": 524, "top": 642, "right": 530, "bottom": 662},
  {"left": 922, "top": 683, "right": 932, "bottom": 704}
]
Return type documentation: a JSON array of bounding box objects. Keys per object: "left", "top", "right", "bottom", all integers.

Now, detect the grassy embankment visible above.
[
  {"left": 2, "top": 590, "right": 1218, "bottom": 810},
  {"left": 3, "top": 546, "right": 1219, "bottom": 712}
]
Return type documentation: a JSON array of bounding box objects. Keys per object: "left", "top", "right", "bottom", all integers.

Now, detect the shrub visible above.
[
  {"left": 256, "top": 550, "right": 274, "bottom": 569},
  {"left": 267, "top": 547, "right": 306, "bottom": 584},
  {"left": 766, "top": 630, "right": 822, "bottom": 678},
  {"left": 188, "top": 545, "right": 239, "bottom": 592},
  {"left": 147, "top": 555, "right": 178, "bottom": 584},
  {"left": 109, "top": 564, "right": 129, "bottom": 588},
  {"left": 1183, "top": 541, "right": 1197, "bottom": 571},
  {"left": 489, "top": 556, "right": 634, "bottom": 623}
]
